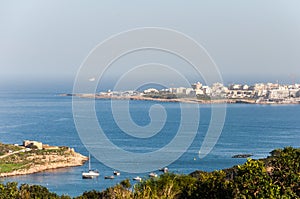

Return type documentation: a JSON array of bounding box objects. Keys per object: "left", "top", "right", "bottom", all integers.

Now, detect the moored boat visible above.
[
  {"left": 149, "top": 172, "right": 158, "bottom": 177},
  {"left": 133, "top": 176, "right": 142, "bottom": 181},
  {"left": 159, "top": 167, "right": 169, "bottom": 173},
  {"left": 82, "top": 154, "right": 99, "bottom": 179},
  {"left": 113, "top": 171, "right": 120, "bottom": 176},
  {"left": 82, "top": 170, "right": 100, "bottom": 179},
  {"left": 104, "top": 175, "right": 115, "bottom": 179}
]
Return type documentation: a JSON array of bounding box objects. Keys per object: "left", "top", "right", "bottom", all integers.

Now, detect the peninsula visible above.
[
  {"left": 0, "top": 141, "right": 88, "bottom": 177},
  {"left": 65, "top": 82, "right": 300, "bottom": 105}
]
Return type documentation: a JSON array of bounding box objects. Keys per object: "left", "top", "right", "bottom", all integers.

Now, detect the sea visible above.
[{"left": 0, "top": 91, "right": 299, "bottom": 197}]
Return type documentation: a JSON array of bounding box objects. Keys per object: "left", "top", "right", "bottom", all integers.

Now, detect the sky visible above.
[{"left": 0, "top": 0, "right": 300, "bottom": 91}]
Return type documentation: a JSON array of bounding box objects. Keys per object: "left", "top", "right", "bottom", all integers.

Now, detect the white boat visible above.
[
  {"left": 82, "top": 170, "right": 100, "bottom": 179},
  {"left": 133, "top": 176, "right": 142, "bottom": 181},
  {"left": 113, "top": 171, "right": 120, "bottom": 176},
  {"left": 104, "top": 175, "right": 115, "bottom": 179},
  {"left": 149, "top": 172, "right": 158, "bottom": 177},
  {"left": 82, "top": 154, "right": 99, "bottom": 179},
  {"left": 159, "top": 167, "right": 169, "bottom": 173}
]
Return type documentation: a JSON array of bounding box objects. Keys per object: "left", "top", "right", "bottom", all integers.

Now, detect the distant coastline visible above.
[
  {"left": 67, "top": 81, "right": 300, "bottom": 105},
  {"left": 62, "top": 93, "right": 300, "bottom": 105}
]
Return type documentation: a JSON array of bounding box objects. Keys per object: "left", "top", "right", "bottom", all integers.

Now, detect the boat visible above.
[
  {"left": 159, "top": 167, "right": 169, "bottom": 173},
  {"left": 82, "top": 154, "right": 99, "bottom": 179},
  {"left": 82, "top": 170, "right": 100, "bottom": 179},
  {"left": 104, "top": 175, "right": 115, "bottom": 179},
  {"left": 113, "top": 171, "right": 120, "bottom": 176},
  {"left": 133, "top": 176, "right": 142, "bottom": 181},
  {"left": 149, "top": 172, "right": 158, "bottom": 177}
]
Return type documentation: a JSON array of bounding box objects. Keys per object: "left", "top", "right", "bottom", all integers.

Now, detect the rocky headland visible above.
[{"left": 0, "top": 142, "right": 88, "bottom": 177}]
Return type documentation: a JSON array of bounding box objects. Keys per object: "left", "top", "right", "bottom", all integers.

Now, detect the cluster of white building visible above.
[
  {"left": 143, "top": 82, "right": 300, "bottom": 101},
  {"left": 99, "top": 82, "right": 300, "bottom": 102}
]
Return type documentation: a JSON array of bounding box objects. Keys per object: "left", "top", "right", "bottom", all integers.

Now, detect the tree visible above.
[
  {"left": 190, "top": 170, "right": 232, "bottom": 199},
  {"left": 233, "top": 159, "right": 281, "bottom": 198},
  {"left": 268, "top": 147, "right": 300, "bottom": 197},
  {"left": 19, "top": 184, "right": 65, "bottom": 199},
  {"left": 0, "top": 182, "right": 19, "bottom": 199},
  {"left": 120, "top": 179, "right": 131, "bottom": 189}
]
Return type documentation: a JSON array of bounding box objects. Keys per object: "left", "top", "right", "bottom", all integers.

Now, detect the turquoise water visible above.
[{"left": 0, "top": 92, "right": 299, "bottom": 197}]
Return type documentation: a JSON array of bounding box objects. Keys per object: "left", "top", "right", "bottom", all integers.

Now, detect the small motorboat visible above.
[
  {"left": 113, "top": 171, "right": 120, "bottom": 176},
  {"left": 159, "top": 167, "right": 169, "bottom": 173},
  {"left": 149, "top": 172, "right": 158, "bottom": 178},
  {"left": 133, "top": 176, "right": 142, "bottom": 181},
  {"left": 104, "top": 175, "right": 115, "bottom": 179}
]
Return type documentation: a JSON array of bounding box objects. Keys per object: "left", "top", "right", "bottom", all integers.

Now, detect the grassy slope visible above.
[
  {"left": 0, "top": 143, "right": 73, "bottom": 174},
  {"left": 0, "top": 143, "right": 22, "bottom": 156}
]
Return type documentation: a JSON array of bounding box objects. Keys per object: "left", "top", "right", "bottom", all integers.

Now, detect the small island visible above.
[{"left": 0, "top": 140, "right": 88, "bottom": 177}]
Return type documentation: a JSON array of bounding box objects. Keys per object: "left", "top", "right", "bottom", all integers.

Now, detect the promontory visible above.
[{"left": 0, "top": 140, "right": 88, "bottom": 177}]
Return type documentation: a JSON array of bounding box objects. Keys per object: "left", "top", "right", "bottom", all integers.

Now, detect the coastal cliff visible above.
[{"left": 0, "top": 142, "right": 88, "bottom": 177}]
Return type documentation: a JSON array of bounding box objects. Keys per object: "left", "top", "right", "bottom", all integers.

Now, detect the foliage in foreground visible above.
[
  {"left": 0, "top": 182, "right": 70, "bottom": 199},
  {"left": 0, "top": 147, "right": 299, "bottom": 199}
]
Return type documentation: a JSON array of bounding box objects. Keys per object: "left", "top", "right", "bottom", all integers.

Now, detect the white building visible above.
[
  {"left": 144, "top": 88, "right": 159, "bottom": 94},
  {"left": 268, "top": 89, "right": 290, "bottom": 99},
  {"left": 185, "top": 88, "right": 195, "bottom": 95},
  {"left": 191, "top": 82, "right": 202, "bottom": 90},
  {"left": 242, "top": 85, "right": 249, "bottom": 90},
  {"left": 211, "top": 83, "right": 228, "bottom": 97},
  {"left": 176, "top": 87, "right": 186, "bottom": 94},
  {"left": 202, "top": 86, "right": 211, "bottom": 95}
]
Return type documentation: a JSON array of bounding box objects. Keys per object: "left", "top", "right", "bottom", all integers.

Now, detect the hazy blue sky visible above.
[{"left": 1, "top": 0, "right": 300, "bottom": 91}]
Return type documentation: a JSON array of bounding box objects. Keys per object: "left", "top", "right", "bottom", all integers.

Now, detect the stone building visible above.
[{"left": 23, "top": 140, "right": 43, "bottom": 150}]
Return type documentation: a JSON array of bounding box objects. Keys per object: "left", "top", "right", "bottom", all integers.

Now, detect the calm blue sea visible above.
[{"left": 0, "top": 92, "right": 299, "bottom": 197}]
